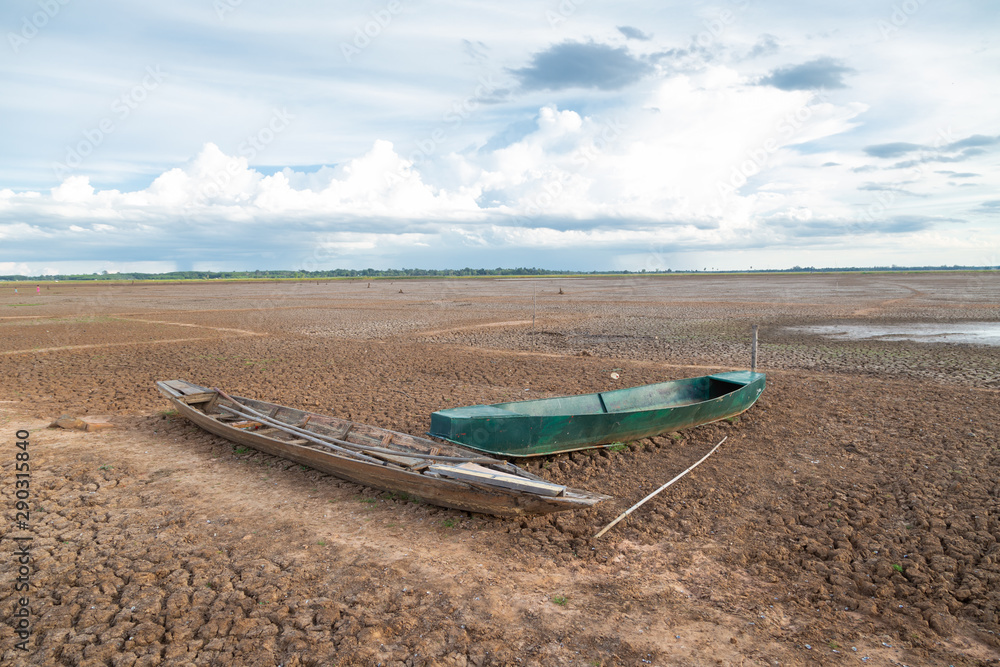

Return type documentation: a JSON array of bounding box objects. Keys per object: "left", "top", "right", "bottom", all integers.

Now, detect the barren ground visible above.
[{"left": 1, "top": 272, "right": 999, "bottom": 666}]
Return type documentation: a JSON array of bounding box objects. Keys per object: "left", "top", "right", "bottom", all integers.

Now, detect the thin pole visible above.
[
  {"left": 593, "top": 436, "right": 726, "bottom": 539},
  {"left": 532, "top": 282, "right": 536, "bottom": 346},
  {"left": 751, "top": 324, "right": 758, "bottom": 373}
]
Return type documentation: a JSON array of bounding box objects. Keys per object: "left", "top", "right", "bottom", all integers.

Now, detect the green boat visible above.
[{"left": 428, "top": 370, "right": 765, "bottom": 457}]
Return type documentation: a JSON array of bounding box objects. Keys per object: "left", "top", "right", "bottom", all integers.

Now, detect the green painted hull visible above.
[{"left": 429, "top": 371, "right": 765, "bottom": 457}]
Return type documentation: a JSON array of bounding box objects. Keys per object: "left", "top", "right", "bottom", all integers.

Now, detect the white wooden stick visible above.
[{"left": 593, "top": 435, "right": 727, "bottom": 539}]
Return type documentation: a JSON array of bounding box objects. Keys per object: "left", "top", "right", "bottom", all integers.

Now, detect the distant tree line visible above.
[{"left": 0, "top": 264, "right": 996, "bottom": 282}]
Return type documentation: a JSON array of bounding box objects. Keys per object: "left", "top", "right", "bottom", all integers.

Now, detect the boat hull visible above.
[
  {"left": 156, "top": 382, "right": 606, "bottom": 517},
  {"left": 429, "top": 371, "right": 766, "bottom": 457}
]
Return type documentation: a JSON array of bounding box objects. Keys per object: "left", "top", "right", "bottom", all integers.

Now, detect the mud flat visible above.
[{"left": 1, "top": 272, "right": 998, "bottom": 666}]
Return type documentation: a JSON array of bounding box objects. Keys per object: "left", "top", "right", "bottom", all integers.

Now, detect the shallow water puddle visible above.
[{"left": 791, "top": 322, "right": 1000, "bottom": 346}]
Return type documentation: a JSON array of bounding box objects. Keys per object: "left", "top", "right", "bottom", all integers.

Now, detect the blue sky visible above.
[{"left": 1, "top": 0, "right": 997, "bottom": 274}]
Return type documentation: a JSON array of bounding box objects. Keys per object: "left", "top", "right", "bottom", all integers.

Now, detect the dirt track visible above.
[{"left": 1, "top": 273, "right": 999, "bottom": 666}]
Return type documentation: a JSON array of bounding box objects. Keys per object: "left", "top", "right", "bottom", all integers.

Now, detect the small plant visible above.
[
  {"left": 360, "top": 498, "right": 376, "bottom": 504},
  {"left": 725, "top": 416, "right": 740, "bottom": 424},
  {"left": 669, "top": 432, "right": 682, "bottom": 441},
  {"left": 607, "top": 442, "right": 627, "bottom": 453},
  {"left": 233, "top": 446, "right": 250, "bottom": 454},
  {"left": 551, "top": 595, "right": 568, "bottom": 606},
  {"left": 892, "top": 563, "right": 904, "bottom": 573},
  {"left": 98, "top": 464, "right": 113, "bottom": 471},
  {"left": 317, "top": 540, "right": 326, "bottom": 546},
  {"left": 159, "top": 409, "right": 178, "bottom": 418},
  {"left": 442, "top": 519, "right": 456, "bottom": 528},
  {"left": 829, "top": 641, "right": 840, "bottom": 650}
]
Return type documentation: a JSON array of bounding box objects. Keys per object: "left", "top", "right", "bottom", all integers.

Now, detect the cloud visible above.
[
  {"left": 4, "top": 62, "right": 992, "bottom": 274},
  {"left": 891, "top": 148, "right": 984, "bottom": 169},
  {"left": 858, "top": 183, "right": 925, "bottom": 197},
  {"left": 944, "top": 134, "right": 1000, "bottom": 151},
  {"left": 759, "top": 57, "right": 855, "bottom": 90},
  {"left": 770, "top": 214, "right": 942, "bottom": 239},
  {"left": 936, "top": 171, "right": 979, "bottom": 178},
  {"left": 617, "top": 26, "right": 652, "bottom": 41},
  {"left": 747, "top": 34, "right": 779, "bottom": 59},
  {"left": 509, "top": 41, "right": 652, "bottom": 91},
  {"left": 863, "top": 142, "right": 925, "bottom": 158}
]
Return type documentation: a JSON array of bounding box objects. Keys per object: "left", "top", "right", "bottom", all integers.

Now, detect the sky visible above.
[{"left": 0, "top": 0, "right": 998, "bottom": 275}]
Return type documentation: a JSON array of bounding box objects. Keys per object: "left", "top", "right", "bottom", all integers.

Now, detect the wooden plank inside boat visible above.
[
  {"left": 155, "top": 379, "right": 609, "bottom": 517},
  {"left": 164, "top": 380, "right": 209, "bottom": 396},
  {"left": 428, "top": 463, "right": 566, "bottom": 496},
  {"left": 362, "top": 450, "right": 429, "bottom": 469},
  {"left": 179, "top": 391, "right": 216, "bottom": 405}
]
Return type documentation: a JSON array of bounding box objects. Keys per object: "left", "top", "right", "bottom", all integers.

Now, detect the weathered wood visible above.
[
  {"left": 164, "top": 380, "right": 209, "bottom": 396},
  {"left": 157, "top": 380, "right": 609, "bottom": 517},
  {"left": 363, "top": 450, "right": 428, "bottom": 468},
  {"left": 217, "top": 396, "right": 497, "bottom": 464},
  {"left": 428, "top": 463, "right": 566, "bottom": 497},
  {"left": 217, "top": 403, "right": 382, "bottom": 464},
  {"left": 179, "top": 392, "right": 215, "bottom": 405}
]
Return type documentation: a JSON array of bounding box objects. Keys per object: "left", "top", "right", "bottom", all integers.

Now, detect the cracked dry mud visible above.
[{"left": 1, "top": 272, "right": 999, "bottom": 666}]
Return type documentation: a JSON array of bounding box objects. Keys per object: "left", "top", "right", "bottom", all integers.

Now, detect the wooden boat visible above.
[
  {"left": 155, "top": 380, "right": 608, "bottom": 517},
  {"left": 429, "top": 370, "right": 766, "bottom": 457}
]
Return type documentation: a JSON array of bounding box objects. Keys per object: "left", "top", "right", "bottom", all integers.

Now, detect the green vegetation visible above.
[
  {"left": 233, "top": 446, "right": 250, "bottom": 454},
  {"left": 551, "top": 595, "right": 568, "bottom": 606},
  {"left": 892, "top": 563, "right": 904, "bottom": 573},
  {"left": 98, "top": 464, "right": 113, "bottom": 471},
  {"left": 442, "top": 519, "right": 456, "bottom": 528},
  {"left": 2, "top": 264, "right": 995, "bottom": 283},
  {"left": 606, "top": 442, "right": 627, "bottom": 453}
]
